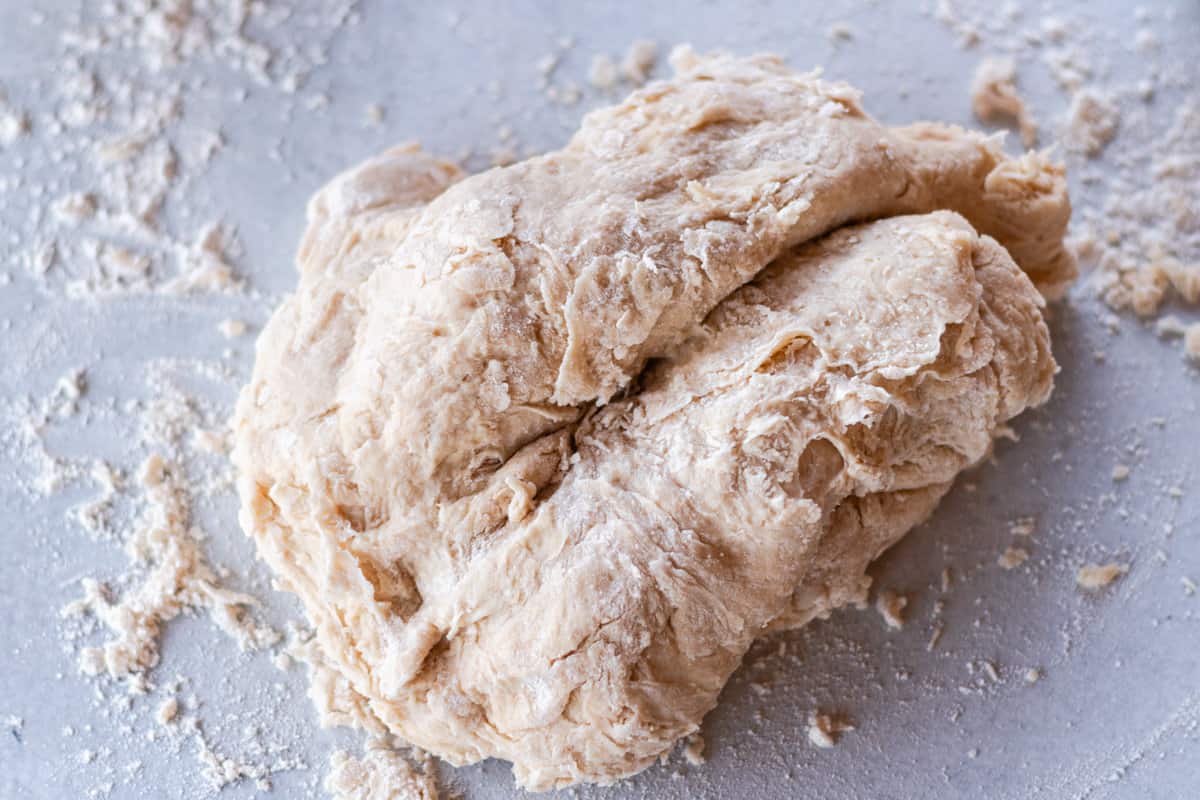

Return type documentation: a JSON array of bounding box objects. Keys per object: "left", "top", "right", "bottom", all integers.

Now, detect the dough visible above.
[
  {"left": 970, "top": 56, "right": 1038, "bottom": 148},
  {"left": 233, "top": 50, "right": 1069, "bottom": 789}
]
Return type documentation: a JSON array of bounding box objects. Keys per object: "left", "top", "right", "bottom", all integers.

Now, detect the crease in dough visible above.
[{"left": 233, "top": 48, "right": 1070, "bottom": 790}]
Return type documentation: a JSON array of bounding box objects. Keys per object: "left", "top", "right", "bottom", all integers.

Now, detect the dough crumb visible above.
[
  {"left": 0, "top": 105, "right": 29, "bottom": 146},
  {"left": 53, "top": 191, "right": 98, "bottom": 224},
  {"left": 1024, "top": 668, "right": 1041, "bottom": 684},
  {"left": 1077, "top": 562, "right": 1129, "bottom": 590},
  {"left": 997, "top": 546, "right": 1029, "bottom": 570},
  {"left": 588, "top": 53, "right": 618, "bottom": 91},
  {"left": 682, "top": 734, "right": 705, "bottom": 765},
  {"left": 1185, "top": 323, "right": 1200, "bottom": 361},
  {"left": 620, "top": 40, "right": 657, "bottom": 85},
  {"left": 970, "top": 56, "right": 1037, "bottom": 147},
  {"left": 1064, "top": 89, "right": 1119, "bottom": 156},
  {"left": 876, "top": 590, "right": 908, "bottom": 630},
  {"left": 807, "top": 712, "right": 854, "bottom": 748},
  {"left": 927, "top": 621, "right": 945, "bottom": 652},
  {"left": 827, "top": 22, "right": 855, "bottom": 42},
  {"left": 156, "top": 698, "right": 179, "bottom": 726},
  {"left": 1111, "top": 463, "right": 1130, "bottom": 482},
  {"left": 217, "top": 319, "right": 248, "bottom": 339},
  {"left": 1156, "top": 315, "right": 1188, "bottom": 339},
  {"left": 325, "top": 743, "right": 438, "bottom": 800},
  {"left": 1009, "top": 516, "right": 1037, "bottom": 537}
]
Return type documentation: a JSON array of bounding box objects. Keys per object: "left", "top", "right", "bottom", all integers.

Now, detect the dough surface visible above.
[{"left": 234, "top": 50, "right": 1069, "bottom": 789}]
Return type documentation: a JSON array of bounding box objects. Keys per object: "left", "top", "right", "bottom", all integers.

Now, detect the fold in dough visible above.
[{"left": 234, "top": 49, "right": 1067, "bottom": 790}]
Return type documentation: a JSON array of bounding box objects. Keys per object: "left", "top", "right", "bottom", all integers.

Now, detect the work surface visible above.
[{"left": 1, "top": 1, "right": 1198, "bottom": 798}]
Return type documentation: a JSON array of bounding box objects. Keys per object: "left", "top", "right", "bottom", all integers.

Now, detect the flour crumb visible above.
[
  {"left": 682, "top": 733, "right": 706, "bottom": 765},
  {"left": 998, "top": 546, "right": 1030, "bottom": 570},
  {"left": 1064, "top": 89, "right": 1120, "bottom": 156},
  {"left": 807, "top": 712, "right": 854, "bottom": 748},
  {"left": 876, "top": 590, "right": 908, "bottom": 630},
  {"left": 1182, "top": 577, "right": 1197, "bottom": 596},
  {"left": 325, "top": 743, "right": 437, "bottom": 800},
  {"left": 365, "top": 103, "right": 385, "bottom": 126},
  {"left": 1024, "top": 668, "right": 1041, "bottom": 684},
  {"left": 1077, "top": 562, "right": 1129, "bottom": 590},
  {"left": 971, "top": 57, "right": 1037, "bottom": 147}
]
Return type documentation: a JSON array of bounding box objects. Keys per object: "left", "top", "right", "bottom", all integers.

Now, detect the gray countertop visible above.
[{"left": 2, "top": 1, "right": 1198, "bottom": 798}]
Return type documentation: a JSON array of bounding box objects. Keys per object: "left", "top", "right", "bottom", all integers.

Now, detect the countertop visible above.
[{"left": 1, "top": 1, "right": 1198, "bottom": 798}]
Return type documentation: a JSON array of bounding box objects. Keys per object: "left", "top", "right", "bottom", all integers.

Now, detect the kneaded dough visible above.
[{"left": 233, "top": 49, "right": 1069, "bottom": 790}]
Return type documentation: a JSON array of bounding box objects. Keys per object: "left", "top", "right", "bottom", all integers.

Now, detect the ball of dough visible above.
[{"left": 233, "top": 50, "right": 1068, "bottom": 789}]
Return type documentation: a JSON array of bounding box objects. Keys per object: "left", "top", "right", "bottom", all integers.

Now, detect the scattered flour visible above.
[{"left": 60, "top": 452, "right": 279, "bottom": 682}]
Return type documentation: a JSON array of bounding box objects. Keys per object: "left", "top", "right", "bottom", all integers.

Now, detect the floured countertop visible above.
[{"left": 1, "top": 1, "right": 1198, "bottom": 799}]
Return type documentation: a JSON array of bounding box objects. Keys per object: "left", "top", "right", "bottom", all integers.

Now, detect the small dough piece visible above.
[
  {"left": 876, "top": 590, "right": 909, "bottom": 630},
  {"left": 1064, "top": 89, "right": 1120, "bottom": 156},
  {"left": 807, "top": 712, "right": 854, "bottom": 748},
  {"left": 1077, "top": 562, "right": 1129, "bottom": 589},
  {"left": 234, "top": 51, "right": 1068, "bottom": 790},
  {"left": 325, "top": 744, "right": 437, "bottom": 800},
  {"left": 998, "top": 546, "right": 1030, "bottom": 570},
  {"left": 971, "top": 57, "right": 1038, "bottom": 147}
]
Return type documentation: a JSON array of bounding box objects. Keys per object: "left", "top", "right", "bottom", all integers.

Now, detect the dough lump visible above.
[{"left": 234, "top": 49, "right": 1070, "bottom": 789}]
